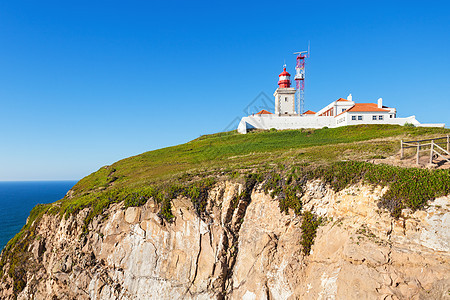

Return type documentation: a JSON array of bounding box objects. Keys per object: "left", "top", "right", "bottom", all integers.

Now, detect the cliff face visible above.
[{"left": 1, "top": 180, "right": 449, "bottom": 299}]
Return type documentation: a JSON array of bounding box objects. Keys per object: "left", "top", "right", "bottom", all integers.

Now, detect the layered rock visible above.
[{"left": 1, "top": 180, "right": 449, "bottom": 299}]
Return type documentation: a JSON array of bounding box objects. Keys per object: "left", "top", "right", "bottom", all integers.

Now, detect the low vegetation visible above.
[
  {"left": 306, "top": 161, "right": 450, "bottom": 217},
  {"left": 262, "top": 171, "right": 303, "bottom": 215}
]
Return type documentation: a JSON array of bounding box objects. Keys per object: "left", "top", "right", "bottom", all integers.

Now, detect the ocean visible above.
[{"left": 0, "top": 181, "right": 77, "bottom": 251}]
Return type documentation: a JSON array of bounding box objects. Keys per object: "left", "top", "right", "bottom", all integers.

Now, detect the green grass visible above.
[{"left": 70, "top": 124, "right": 450, "bottom": 196}]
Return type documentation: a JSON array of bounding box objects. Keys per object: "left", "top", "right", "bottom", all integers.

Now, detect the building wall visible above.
[
  {"left": 237, "top": 114, "right": 444, "bottom": 134},
  {"left": 316, "top": 101, "right": 354, "bottom": 117},
  {"left": 279, "top": 94, "right": 295, "bottom": 115},
  {"left": 238, "top": 115, "right": 334, "bottom": 134},
  {"left": 274, "top": 88, "right": 296, "bottom": 115},
  {"left": 344, "top": 111, "right": 393, "bottom": 126},
  {"left": 335, "top": 102, "right": 354, "bottom": 115},
  {"left": 334, "top": 112, "right": 443, "bottom": 128}
]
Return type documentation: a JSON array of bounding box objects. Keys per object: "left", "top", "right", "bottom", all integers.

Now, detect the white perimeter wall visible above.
[
  {"left": 237, "top": 114, "right": 445, "bottom": 134},
  {"left": 238, "top": 115, "right": 334, "bottom": 134}
]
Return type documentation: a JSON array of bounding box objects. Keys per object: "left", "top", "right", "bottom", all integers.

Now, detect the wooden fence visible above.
[{"left": 400, "top": 136, "right": 450, "bottom": 165}]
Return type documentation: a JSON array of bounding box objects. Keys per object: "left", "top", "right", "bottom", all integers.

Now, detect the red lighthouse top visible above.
[{"left": 278, "top": 67, "right": 291, "bottom": 88}]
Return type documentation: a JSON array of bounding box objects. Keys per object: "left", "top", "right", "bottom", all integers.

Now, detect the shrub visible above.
[
  {"left": 181, "top": 177, "right": 216, "bottom": 216},
  {"left": 263, "top": 172, "right": 282, "bottom": 197},
  {"left": 279, "top": 185, "right": 303, "bottom": 215},
  {"left": 158, "top": 198, "right": 174, "bottom": 222},
  {"left": 300, "top": 211, "right": 322, "bottom": 255},
  {"left": 261, "top": 169, "right": 304, "bottom": 215}
]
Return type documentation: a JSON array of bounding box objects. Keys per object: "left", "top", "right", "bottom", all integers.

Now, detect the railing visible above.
[{"left": 400, "top": 136, "right": 450, "bottom": 165}]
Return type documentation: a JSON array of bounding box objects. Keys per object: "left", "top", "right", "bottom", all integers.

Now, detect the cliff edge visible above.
[{"left": 1, "top": 125, "right": 449, "bottom": 299}]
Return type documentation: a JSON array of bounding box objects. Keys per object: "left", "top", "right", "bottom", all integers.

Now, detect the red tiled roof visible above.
[
  {"left": 256, "top": 109, "right": 273, "bottom": 115},
  {"left": 348, "top": 103, "right": 390, "bottom": 112},
  {"left": 303, "top": 110, "right": 316, "bottom": 115},
  {"left": 335, "top": 103, "right": 390, "bottom": 117},
  {"left": 336, "top": 98, "right": 351, "bottom": 102}
]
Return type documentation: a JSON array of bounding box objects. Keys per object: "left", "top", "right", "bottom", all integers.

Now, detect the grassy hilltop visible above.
[
  {"left": 2, "top": 124, "right": 450, "bottom": 293},
  {"left": 71, "top": 124, "right": 449, "bottom": 193}
]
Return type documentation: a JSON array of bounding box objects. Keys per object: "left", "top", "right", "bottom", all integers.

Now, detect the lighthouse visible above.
[
  {"left": 274, "top": 66, "right": 297, "bottom": 115},
  {"left": 236, "top": 52, "right": 445, "bottom": 134}
]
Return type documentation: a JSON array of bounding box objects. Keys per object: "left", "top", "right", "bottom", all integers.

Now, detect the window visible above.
[
  {"left": 285, "top": 97, "right": 288, "bottom": 102},
  {"left": 352, "top": 116, "right": 356, "bottom": 121},
  {"left": 358, "top": 116, "right": 363, "bottom": 120},
  {"left": 379, "top": 115, "right": 383, "bottom": 120},
  {"left": 372, "top": 115, "right": 377, "bottom": 120},
  {"left": 342, "top": 108, "right": 346, "bottom": 113},
  {"left": 390, "top": 115, "right": 393, "bottom": 118}
]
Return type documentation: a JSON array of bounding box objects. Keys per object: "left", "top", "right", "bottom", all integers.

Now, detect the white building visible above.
[{"left": 237, "top": 67, "right": 445, "bottom": 134}]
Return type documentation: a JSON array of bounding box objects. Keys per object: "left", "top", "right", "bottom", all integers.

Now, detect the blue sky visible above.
[{"left": 0, "top": 0, "right": 449, "bottom": 181}]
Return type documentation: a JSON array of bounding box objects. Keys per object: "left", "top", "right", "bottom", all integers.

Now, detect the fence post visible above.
[
  {"left": 400, "top": 140, "right": 404, "bottom": 159},
  {"left": 430, "top": 141, "right": 434, "bottom": 165},
  {"left": 447, "top": 135, "right": 449, "bottom": 152},
  {"left": 416, "top": 142, "right": 420, "bottom": 165}
]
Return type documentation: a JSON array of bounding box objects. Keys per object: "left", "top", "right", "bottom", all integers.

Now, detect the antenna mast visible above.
[{"left": 294, "top": 49, "right": 308, "bottom": 115}]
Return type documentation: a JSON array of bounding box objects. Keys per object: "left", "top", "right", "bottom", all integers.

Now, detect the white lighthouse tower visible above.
[{"left": 274, "top": 66, "right": 297, "bottom": 115}]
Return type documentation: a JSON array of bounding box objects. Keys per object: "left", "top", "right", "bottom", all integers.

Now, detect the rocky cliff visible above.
[{"left": 1, "top": 178, "right": 449, "bottom": 299}]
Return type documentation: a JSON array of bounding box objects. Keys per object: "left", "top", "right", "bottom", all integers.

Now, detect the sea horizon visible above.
[{"left": 0, "top": 180, "right": 78, "bottom": 182}]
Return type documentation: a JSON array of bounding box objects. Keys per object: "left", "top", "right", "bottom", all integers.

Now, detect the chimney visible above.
[
  {"left": 378, "top": 98, "right": 383, "bottom": 108},
  {"left": 347, "top": 93, "right": 352, "bottom": 101}
]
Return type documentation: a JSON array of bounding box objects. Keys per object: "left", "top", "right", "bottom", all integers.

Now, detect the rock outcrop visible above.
[{"left": 1, "top": 180, "right": 449, "bottom": 299}]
